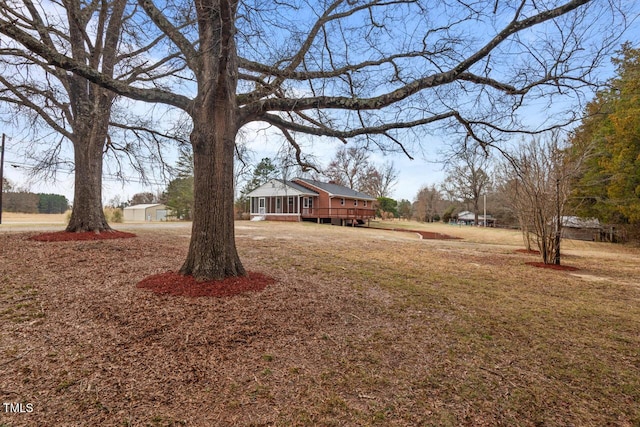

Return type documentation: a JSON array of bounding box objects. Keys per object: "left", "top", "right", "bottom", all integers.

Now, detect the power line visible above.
[
  {"left": 2, "top": 140, "right": 174, "bottom": 186},
  {"left": 3, "top": 153, "right": 170, "bottom": 187}
]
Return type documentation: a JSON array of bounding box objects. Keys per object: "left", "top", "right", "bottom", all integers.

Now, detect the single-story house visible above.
[
  {"left": 247, "top": 178, "right": 376, "bottom": 225},
  {"left": 123, "top": 204, "right": 170, "bottom": 222},
  {"left": 456, "top": 210, "right": 495, "bottom": 227}
]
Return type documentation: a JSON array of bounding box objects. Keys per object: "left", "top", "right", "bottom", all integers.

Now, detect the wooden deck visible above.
[{"left": 301, "top": 208, "right": 375, "bottom": 220}]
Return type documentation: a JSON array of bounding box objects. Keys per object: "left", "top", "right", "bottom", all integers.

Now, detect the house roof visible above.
[
  {"left": 561, "top": 216, "right": 601, "bottom": 229},
  {"left": 282, "top": 179, "right": 319, "bottom": 195},
  {"left": 294, "top": 178, "right": 377, "bottom": 201},
  {"left": 246, "top": 179, "right": 319, "bottom": 197},
  {"left": 123, "top": 204, "right": 165, "bottom": 210},
  {"left": 457, "top": 210, "right": 493, "bottom": 220}
]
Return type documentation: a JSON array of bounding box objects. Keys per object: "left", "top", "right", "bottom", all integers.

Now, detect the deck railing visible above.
[{"left": 301, "top": 207, "right": 375, "bottom": 219}]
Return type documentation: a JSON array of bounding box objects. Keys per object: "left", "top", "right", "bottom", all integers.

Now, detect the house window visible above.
[
  {"left": 340, "top": 198, "right": 345, "bottom": 206},
  {"left": 303, "top": 197, "right": 313, "bottom": 209},
  {"left": 354, "top": 199, "right": 358, "bottom": 206},
  {"left": 276, "top": 197, "right": 281, "bottom": 213},
  {"left": 363, "top": 201, "right": 367, "bottom": 207}
]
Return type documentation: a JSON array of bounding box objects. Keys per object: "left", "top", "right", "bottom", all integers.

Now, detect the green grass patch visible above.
[{"left": 0, "top": 277, "right": 43, "bottom": 323}]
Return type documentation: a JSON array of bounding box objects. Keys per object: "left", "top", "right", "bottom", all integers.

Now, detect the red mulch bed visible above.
[
  {"left": 382, "top": 228, "right": 461, "bottom": 240},
  {"left": 137, "top": 271, "right": 275, "bottom": 297},
  {"left": 525, "top": 262, "right": 579, "bottom": 271},
  {"left": 29, "top": 230, "right": 137, "bottom": 242},
  {"left": 415, "top": 230, "right": 461, "bottom": 240}
]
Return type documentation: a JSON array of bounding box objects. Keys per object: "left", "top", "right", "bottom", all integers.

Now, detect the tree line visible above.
[
  {"left": 568, "top": 43, "right": 640, "bottom": 238},
  {"left": 2, "top": 191, "right": 69, "bottom": 214}
]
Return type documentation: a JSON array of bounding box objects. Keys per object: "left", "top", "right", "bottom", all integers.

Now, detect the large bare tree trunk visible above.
[
  {"left": 65, "top": 81, "right": 113, "bottom": 232},
  {"left": 180, "top": 119, "right": 245, "bottom": 280},
  {"left": 66, "top": 134, "right": 111, "bottom": 232},
  {"left": 179, "top": 0, "right": 245, "bottom": 281},
  {"left": 64, "top": 0, "right": 124, "bottom": 233}
]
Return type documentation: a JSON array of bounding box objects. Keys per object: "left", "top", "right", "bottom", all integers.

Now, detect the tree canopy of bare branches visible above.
[
  {"left": 442, "top": 148, "right": 493, "bottom": 224},
  {"left": 324, "top": 147, "right": 371, "bottom": 191},
  {"left": 414, "top": 184, "right": 445, "bottom": 223},
  {"left": 323, "top": 146, "right": 398, "bottom": 197},
  {"left": 361, "top": 162, "right": 399, "bottom": 199}
]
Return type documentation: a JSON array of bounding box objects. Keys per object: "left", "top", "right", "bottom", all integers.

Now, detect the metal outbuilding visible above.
[{"left": 123, "top": 204, "right": 169, "bottom": 222}]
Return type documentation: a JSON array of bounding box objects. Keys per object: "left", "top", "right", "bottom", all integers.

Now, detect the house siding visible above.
[
  {"left": 562, "top": 227, "right": 600, "bottom": 241},
  {"left": 328, "top": 197, "right": 369, "bottom": 209},
  {"left": 295, "top": 180, "right": 330, "bottom": 208}
]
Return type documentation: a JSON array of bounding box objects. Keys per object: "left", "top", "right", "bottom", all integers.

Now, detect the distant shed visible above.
[
  {"left": 123, "top": 204, "right": 169, "bottom": 222},
  {"left": 561, "top": 216, "right": 601, "bottom": 241}
]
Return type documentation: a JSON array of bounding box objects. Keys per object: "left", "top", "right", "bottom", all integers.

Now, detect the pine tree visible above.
[{"left": 570, "top": 43, "right": 640, "bottom": 225}]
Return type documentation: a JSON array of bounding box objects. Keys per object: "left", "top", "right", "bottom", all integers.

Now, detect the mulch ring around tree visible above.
[
  {"left": 525, "top": 262, "right": 579, "bottom": 271},
  {"left": 29, "top": 230, "right": 137, "bottom": 242},
  {"left": 383, "top": 228, "right": 461, "bottom": 240},
  {"left": 137, "top": 271, "right": 276, "bottom": 298}
]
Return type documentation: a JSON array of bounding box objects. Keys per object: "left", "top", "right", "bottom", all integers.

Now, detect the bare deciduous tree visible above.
[
  {"left": 0, "top": 1, "right": 181, "bottom": 232},
  {"left": 130, "top": 192, "right": 157, "bottom": 205},
  {"left": 414, "top": 185, "right": 444, "bottom": 223},
  {"left": 324, "top": 147, "right": 370, "bottom": 190},
  {"left": 0, "top": 0, "right": 629, "bottom": 279},
  {"left": 499, "top": 134, "right": 586, "bottom": 264},
  {"left": 397, "top": 199, "right": 412, "bottom": 221},
  {"left": 442, "top": 149, "right": 493, "bottom": 225},
  {"left": 325, "top": 146, "right": 397, "bottom": 197},
  {"left": 1, "top": 177, "right": 11, "bottom": 192},
  {"left": 361, "top": 162, "right": 398, "bottom": 199}
]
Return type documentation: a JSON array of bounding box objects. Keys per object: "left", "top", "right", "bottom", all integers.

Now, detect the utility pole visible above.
[
  {"left": 483, "top": 193, "right": 487, "bottom": 227},
  {"left": 0, "top": 133, "right": 5, "bottom": 224},
  {"left": 554, "top": 177, "right": 561, "bottom": 265}
]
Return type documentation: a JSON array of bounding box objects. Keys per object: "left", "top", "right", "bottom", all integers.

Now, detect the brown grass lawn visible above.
[
  {"left": 0, "top": 221, "right": 639, "bottom": 426},
  {"left": 0, "top": 212, "right": 68, "bottom": 225}
]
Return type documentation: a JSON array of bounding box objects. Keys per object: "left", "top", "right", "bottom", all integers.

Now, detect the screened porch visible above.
[{"left": 250, "top": 195, "right": 308, "bottom": 216}]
